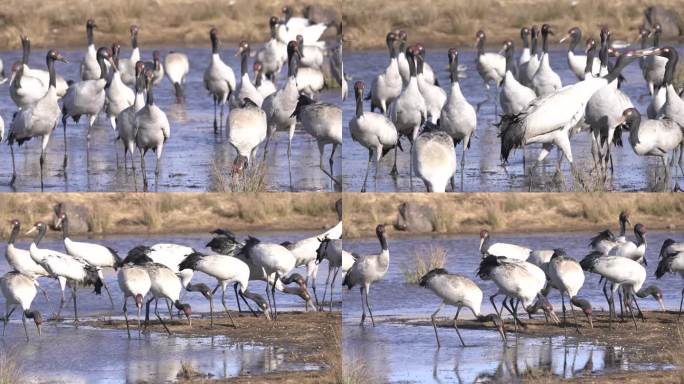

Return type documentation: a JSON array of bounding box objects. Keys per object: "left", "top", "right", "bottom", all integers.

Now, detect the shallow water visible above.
[
  {"left": 342, "top": 47, "right": 682, "bottom": 192},
  {"left": 0, "top": 229, "right": 337, "bottom": 383},
  {"left": 0, "top": 47, "right": 341, "bottom": 192},
  {"left": 342, "top": 230, "right": 683, "bottom": 382}
]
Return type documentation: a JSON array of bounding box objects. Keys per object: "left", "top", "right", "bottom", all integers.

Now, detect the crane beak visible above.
[
  {"left": 657, "top": 297, "right": 665, "bottom": 311},
  {"left": 559, "top": 34, "right": 570, "bottom": 43},
  {"left": 234, "top": 47, "right": 243, "bottom": 57},
  {"left": 262, "top": 308, "right": 272, "bottom": 321},
  {"left": 498, "top": 45, "right": 506, "bottom": 55},
  {"left": 25, "top": 226, "right": 36, "bottom": 235}
]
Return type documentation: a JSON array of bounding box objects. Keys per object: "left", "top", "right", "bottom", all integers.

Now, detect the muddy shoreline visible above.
[
  {"left": 380, "top": 310, "right": 682, "bottom": 382},
  {"left": 84, "top": 311, "right": 341, "bottom": 383}
]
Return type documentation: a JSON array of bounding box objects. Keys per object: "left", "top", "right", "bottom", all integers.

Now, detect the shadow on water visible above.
[
  {"left": 344, "top": 322, "right": 673, "bottom": 383},
  {"left": 0, "top": 47, "right": 340, "bottom": 192}
]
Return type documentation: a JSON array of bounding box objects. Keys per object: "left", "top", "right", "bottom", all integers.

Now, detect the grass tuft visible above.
[
  {"left": 401, "top": 245, "right": 447, "bottom": 284},
  {"left": 0, "top": 348, "right": 24, "bottom": 384}
]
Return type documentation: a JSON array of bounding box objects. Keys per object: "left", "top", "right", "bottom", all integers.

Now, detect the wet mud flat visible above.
[
  {"left": 390, "top": 310, "right": 682, "bottom": 382},
  {"left": 85, "top": 311, "right": 341, "bottom": 383}
]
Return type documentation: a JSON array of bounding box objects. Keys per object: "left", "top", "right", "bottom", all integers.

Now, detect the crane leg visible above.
[
  {"left": 39, "top": 150, "right": 45, "bottom": 191},
  {"left": 72, "top": 286, "right": 79, "bottom": 323},
  {"left": 361, "top": 149, "right": 371, "bottom": 193},
  {"left": 561, "top": 293, "right": 567, "bottom": 328},
  {"left": 501, "top": 298, "right": 518, "bottom": 334},
  {"left": 22, "top": 311, "right": 29, "bottom": 342},
  {"left": 221, "top": 285, "right": 237, "bottom": 328},
  {"left": 208, "top": 292, "right": 215, "bottom": 328},
  {"left": 237, "top": 289, "right": 258, "bottom": 317},
  {"left": 3, "top": 305, "right": 16, "bottom": 336},
  {"left": 626, "top": 292, "right": 638, "bottom": 330},
  {"left": 140, "top": 151, "right": 148, "bottom": 192},
  {"left": 213, "top": 96, "right": 218, "bottom": 134},
  {"left": 136, "top": 298, "right": 142, "bottom": 338},
  {"left": 490, "top": 293, "right": 501, "bottom": 318},
  {"left": 390, "top": 145, "right": 399, "bottom": 177},
  {"left": 632, "top": 295, "right": 645, "bottom": 321},
  {"left": 329, "top": 144, "right": 337, "bottom": 191},
  {"left": 123, "top": 297, "right": 131, "bottom": 339},
  {"left": 233, "top": 283, "right": 242, "bottom": 313},
  {"left": 679, "top": 287, "right": 684, "bottom": 321},
  {"left": 102, "top": 281, "right": 114, "bottom": 308},
  {"left": 155, "top": 301, "right": 171, "bottom": 335},
  {"left": 219, "top": 103, "right": 225, "bottom": 134},
  {"left": 568, "top": 296, "right": 581, "bottom": 334},
  {"left": 430, "top": 302, "right": 444, "bottom": 348},
  {"left": 360, "top": 287, "right": 366, "bottom": 326},
  {"left": 364, "top": 285, "right": 375, "bottom": 327},
  {"left": 272, "top": 272, "right": 280, "bottom": 321},
  {"left": 166, "top": 299, "right": 173, "bottom": 320},
  {"left": 62, "top": 117, "right": 68, "bottom": 170},
  {"left": 321, "top": 267, "right": 331, "bottom": 311},
  {"left": 330, "top": 267, "right": 340, "bottom": 312},
  {"left": 453, "top": 307, "right": 466, "bottom": 347},
  {"left": 145, "top": 297, "right": 153, "bottom": 328},
  {"left": 9, "top": 143, "right": 16, "bottom": 186},
  {"left": 288, "top": 127, "right": 294, "bottom": 192}
]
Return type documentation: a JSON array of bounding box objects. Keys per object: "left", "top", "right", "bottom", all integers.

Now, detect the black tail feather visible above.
[{"left": 178, "top": 251, "right": 206, "bottom": 271}]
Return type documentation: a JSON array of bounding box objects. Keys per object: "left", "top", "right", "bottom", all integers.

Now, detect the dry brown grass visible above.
[
  {"left": 0, "top": 349, "right": 23, "bottom": 384},
  {"left": 0, "top": 0, "right": 341, "bottom": 49},
  {"left": 401, "top": 244, "right": 447, "bottom": 284},
  {"left": 0, "top": 193, "right": 340, "bottom": 238},
  {"left": 343, "top": 0, "right": 683, "bottom": 50},
  {"left": 343, "top": 193, "right": 684, "bottom": 238}
]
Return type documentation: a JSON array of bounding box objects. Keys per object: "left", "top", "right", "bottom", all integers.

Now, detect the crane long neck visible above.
[
  {"left": 87, "top": 25, "right": 94, "bottom": 46},
  {"left": 477, "top": 38, "right": 485, "bottom": 56},
  {"left": 530, "top": 32, "right": 537, "bottom": 55},
  {"left": 131, "top": 32, "right": 138, "bottom": 49},
  {"left": 47, "top": 55, "right": 56, "bottom": 88},
  {"left": 61, "top": 218, "right": 69, "bottom": 240},
  {"left": 450, "top": 55, "right": 459, "bottom": 83},
  {"left": 619, "top": 219, "right": 626, "bottom": 237},
  {"left": 569, "top": 33, "right": 580, "bottom": 53},
  {"left": 653, "top": 32, "right": 660, "bottom": 48},
  {"left": 635, "top": 230, "right": 646, "bottom": 246},
  {"left": 287, "top": 52, "right": 299, "bottom": 78},
  {"left": 211, "top": 35, "right": 218, "bottom": 54},
  {"left": 34, "top": 226, "right": 46, "bottom": 246},
  {"left": 241, "top": 49, "right": 249, "bottom": 77},
  {"left": 416, "top": 56, "right": 424, "bottom": 75},
  {"left": 408, "top": 53, "right": 417, "bottom": 78},
  {"left": 146, "top": 80, "right": 155, "bottom": 106},
  {"left": 378, "top": 233, "right": 388, "bottom": 251},
  {"left": 97, "top": 56, "right": 107, "bottom": 80},
  {"left": 522, "top": 33, "right": 529, "bottom": 49},
  {"left": 663, "top": 52, "right": 678, "bottom": 86},
  {"left": 604, "top": 55, "right": 634, "bottom": 84},
  {"left": 355, "top": 91, "right": 364, "bottom": 118},
  {"left": 505, "top": 48, "right": 514, "bottom": 74},
  {"left": 22, "top": 39, "right": 29, "bottom": 65},
  {"left": 584, "top": 47, "right": 595, "bottom": 75},
  {"left": 9, "top": 226, "right": 19, "bottom": 245},
  {"left": 627, "top": 112, "right": 641, "bottom": 145},
  {"left": 542, "top": 31, "right": 549, "bottom": 53}
]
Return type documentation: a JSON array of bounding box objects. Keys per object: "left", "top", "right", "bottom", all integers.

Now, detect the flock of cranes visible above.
[
  {"left": 348, "top": 24, "right": 684, "bottom": 192},
  {"left": 1, "top": 6, "right": 343, "bottom": 192},
  {"left": 342, "top": 212, "right": 683, "bottom": 349},
  {"left": 1, "top": 201, "right": 345, "bottom": 341}
]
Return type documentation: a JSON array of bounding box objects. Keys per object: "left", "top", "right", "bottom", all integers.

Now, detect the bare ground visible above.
[
  {"left": 84, "top": 311, "right": 341, "bottom": 384},
  {"left": 343, "top": 192, "right": 684, "bottom": 239}
]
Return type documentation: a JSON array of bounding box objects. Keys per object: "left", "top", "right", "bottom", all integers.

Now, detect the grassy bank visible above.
[
  {"left": 343, "top": 0, "right": 682, "bottom": 50},
  {"left": 0, "top": 192, "right": 340, "bottom": 239},
  {"left": 343, "top": 193, "right": 684, "bottom": 238},
  {"left": 0, "top": 0, "right": 340, "bottom": 50}
]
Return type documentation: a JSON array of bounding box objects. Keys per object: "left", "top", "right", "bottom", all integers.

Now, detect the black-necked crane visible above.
[
  {"left": 413, "top": 123, "right": 456, "bottom": 192},
  {"left": 143, "top": 50, "right": 164, "bottom": 87},
  {"left": 205, "top": 232, "right": 314, "bottom": 313},
  {"left": 255, "top": 16, "right": 287, "bottom": 82},
  {"left": 500, "top": 49, "right": 655, "bottom": 188},
  {"left": 390, "top": 46, "right": 426, "bottom": 187},
  {"left": 106, "top": 43, "right": 135, "bottom": 132},
  {"left": 231, "top": 41, "right": 264, "bottom": 108},
  {"left": 518, "top": 27, "right": 531, "bottom": 70},
  {"left": 291, "top": 94, "right": 342, "bottom": 189},
  {"left": 117, "top": 259, "right": 151, "bottom": 338},
  {"left": 589, "top": 211, "right": 631, "bottom": 255},
  {"left": 531, "top": 24, "right": 562, "bottom": 97},
  {"left": 584, "top": 30, "right": 634, "bottom": 176},
  {"left": 253, "top": 63, "right": 277, "bottom": 98},
  {"left": 315, "top": 237, "right": 342, "bottom": 311},
  {"left": 117, "top": 247, "right": 193, "bottom": 333},
  {"left": 499, "top": 40, "right": 536, "bottom": 116},
  {"left": 349, "top": 81, "right": 399, "bottom": 192},
  {"left": 135, "top": 68, "right": 171, "bottom": 192},
  {"left": 580, "top": 251, "right": 664, "bottom": 329},
  {"left": 164, "top": 51, "right": 190, "bottom": 103},
  {"left": 26, "top": 222, "right": 103, "bottom": 321},
  {"left": 262, "top": 41, "right": 302, "bottom": 190},
  {"left": 560, "top": 27, "right": 600, "bottom": 80},
  {"left": 11, "top": 36, "right": 68, "bottom": 103},
  {"left": 396, "top": 31, "right": 437, "bottom": 86},
  {"left": 420, "top": 268, "right": 505, "bottom": 347},
  {"left": 8, "top": 50, "right": 66, "bottom": 189},
  {"left": 477, "top": 255, "right": 557, "bottom": 333},
  {"left": 474, "top": 30, "right": 505, "bottom": 113},
  {"left": 5, "top": 220, "right": 50, "bottom": 291},
  {"left": 203, "top": 28, "right": 236, "bottom": 134},
  {"left": 343, "top": 224, "right": 389, "bottom": 327},
  {"left": 656, "top": 47, "right": 684, "bottom": 136},
  {"left": 238, "top": 236, "right": 298, "bottom": 320},
  {"left": 56, "top": 212, "right": 120, "bottom": 306},
  {"left": 368, "top": 32, "right": 402, "bottom": 115},
  {"left": 179, "top": 250, "right": 271, "bottom": 327},
  {"left": 227, "top": 98, "right": 267, "bottom": 179},
  {"left": 118, "top": 25, "right": 141, "bottom": 86},
  {"left": 656, "top": 241, "right": 684, "bottom": 319},
  {"left": 612, "top": 223, "right": 648, "bottom": 265},
  {"left": 519, "top": 26, "right": 540, "bottom": 87},
  {"left": 117, "top": 61, "right": 146, "bottom": 170},
  {"left": 440, "top": 48, "right": 477, "bottom": 191},
  {"left": 547, "top": 249, "right": 593, "bottom": 332},
  {"left": 642, "top": 23, "right": 667, "bottom": 96},
  {"left": 617, "top": 108, "right": 683, "bottom": 183},
  {"left": 62, "top": 46, "right": 111, "bottom": 166},
  {"left": 1, "top": 271, "right": 43, "bottom": 341},
  {"left": 80, "top": 19, "right": 101, "bottom": 80},
  {"left": 660, "top": 238, "right": 684, "bottom": 257},
  {"left": 479, "top": 229, "right": 531, "bottom": 261},
  {"left": 415, "top": 45, "right": 446, "bottom": 125}
]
